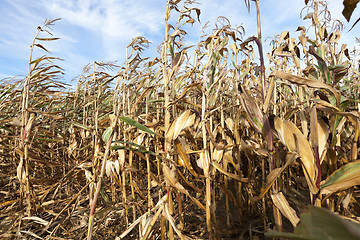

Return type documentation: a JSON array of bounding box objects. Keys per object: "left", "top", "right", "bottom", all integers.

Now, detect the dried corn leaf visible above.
[
  {"left": 105, "top": 161, "right": 115, "bottom": 177},
  {"left": 224, "top": 149, "right": 241, "bottom": 172},
  {"left": 225, "top": 118, "right": 234, "bottom": 133},
  {"left": 162, "top": 164, "right": 204, "bottom": 210},
  {"left": 212, "top": 161, "right": 248, "bottom": 182},
  {"left": 140, "top": 206, "right": 163, "bottom": 240},
  {"left": 9, "top": 117, "right": 22, "bottom": 127},
  {"left": 162, "top": 163, "right": 188, "bottom": 195},
  {"left": 229, "top": 42, "right": 238, "bottom": 53},
  {"left": 165, "top": 110, "right": 196, "bottom": 146},
  {"left": 271, "top": 192, "right": 300, "bottom": 227},
  {"left": 197, "top": 150, "right": 210, "bottom": 172},
  {"left": 135, "top": 133, "right": 146, "bottom": 146},
  {"left": 238, "top": 85, "right": 263, "bottom": 133},
  {"left": 271, "top": 70, "right": 341, "bottom": 106},
  {"left": 279, "top": 31, "right": 290, "bottom": 42},
  {"left": 177, "top": 170, "right": 202, "bottom": 193},
  {"left": 273, "top": 117, "right": 318, "bottom": 194},
  {"left": 310, "top": 104, "right": 319, "bottom": 148},
  {"left": 251, "top": 153, "right": 297, "bottom": 201},
  {"left": 274, "top": 44, "right": 292, "bottom": 57},
  {"left": 130, "top": 86, "right": 154, "bottom": 113},
  {"left": 114, "top": 160, "right": 120, "bottom": 174},
  {"left": 72, "top": 121, "right": 90, "bottom": 130},
  {"left": 163, "top": 204, "right": 188, "bottom": 240},
  {"left": 17, "top": 160, "right": 26, "bottom": 184},
  {"left": 174, "top": 139, "right": 198, "bottom": 177},
  {"left": 263, "top": 77, "right": 275, "bottom": 113},
  {"left": 342, "top": 0, "right": 359, "bottom": 22},
  {"left": 317, "top": 117, "right": 329, "bottom": 163},
  {"left": 321, "top": 160, "right": 360, "bottom": 194},
  {"left": 118, "top": 195, "right": 167, "bottom": 239},
  {"left": 85, "top": 170, "right": 93, "bottom": 182},
  {"left": 22, "top": 216, "right": 49, "bottom": 226},
  {"left": 20, "top": 230, "right": 43, "bottom": 239},
  {"left": 212, "top": 148, "right": 224, "bottom": 162},
  {"left": 315, "top": 99, "right": 359, "bottom": 122}
]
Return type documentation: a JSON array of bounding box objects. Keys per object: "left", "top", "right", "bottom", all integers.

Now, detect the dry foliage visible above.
[{"left": 1, "top": 0, "right": 360, "bottom": 239}]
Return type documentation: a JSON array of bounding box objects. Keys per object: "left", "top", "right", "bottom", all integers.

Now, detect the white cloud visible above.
[
  {"left": 40, "top": 0, "right": 164, "bottom": 61},
  {"left": 1, "top": 0, "right": 359, "bottom": 82},
  {"left": 0, "top": 0, "right": 166, "bottom": 80}
]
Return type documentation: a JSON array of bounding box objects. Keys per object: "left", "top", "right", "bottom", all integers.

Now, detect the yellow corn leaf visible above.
[
  {"left": 318, "top": 117, "right": 330, "bottom": 163},
  {"left": 263, "top": 77, "right": 275, "bottom": 113},
  {"left": 140, "top": 206, "right": 163, "bottom": 240},
  {"left": 225, "top": 118, "right": 235, "bottom": 133},
  {"left": 162, "top": 163, "right": 189, "bottom": 195},
  {"left": 273, "top": 117, "right": 318, "bottom": 194},
  {"left": 238, "top": 85, "right": 263, "bottom": 133},
  {"left": 321, "top": 160, "right": 360, "bottom": 195},
  {"left": 315, "top": 99, "right": 359, "bottom": 123},
  {"left": 165, "top": 110, "right": 196, "bottom": 149},
  {"left": 271, "top": 192, "right": 300, "bottom": 227},
  {"left": 197, "top": 150, "right": 210, "bottom": 173},
  {"left": 251, "top": 153, "right": 298, "bottom": 202},
  {"left": 271, "top": 70, "right": 341, "bottom": 106},
  {"left": 212, "top": 148, "right": 224, "bottom": 163},
  {"left": 162, "top": 163, "right": 204, "bottom": 210},
  {"left": 17, "top": 160, "right": 26, "bottom": 184},
  {"left": 212, "top": 162, "right": 248, "bottom": 182},
  {"left": 163, "top": 204, "right": 188, "bottom": 240},
  {"left": 174, "top": 139, "right": 198, "bottom": 177}
]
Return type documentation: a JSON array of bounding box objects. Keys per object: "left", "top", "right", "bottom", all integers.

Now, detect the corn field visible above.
[{"left": 1, "top": 0, "right": 360, "bottom": 239}]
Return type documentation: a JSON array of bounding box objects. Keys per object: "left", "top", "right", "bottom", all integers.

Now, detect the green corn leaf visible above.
[
  {"left": 266, "top": 206, "right": 360, "bottom": 239},
  {"left": 112, "top": 141, "right": 146, "bottom": 149},
  {"left": 320, "top": 160, "right": 360, "bottom": 194},
  {"left": 120, "top": 116, "right": 159, "bottom": 136},
  {"left": 102, "top": 127, "right": 113, "bottom": 142}
]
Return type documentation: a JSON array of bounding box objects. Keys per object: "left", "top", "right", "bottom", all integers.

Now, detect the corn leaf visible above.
[
  {"left": 120, "top": 116, "right": 159, "bottom": 136},
  {"left": 102, "top": 127, "right": 113, "bottom": 142},
  {"left": 266, "top": 206, "right": 360, "bottom": 239},
  {"left": 321, "top": 160, "right": 360, "bottom": 194}
]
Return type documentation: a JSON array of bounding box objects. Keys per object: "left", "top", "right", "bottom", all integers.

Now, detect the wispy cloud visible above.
[
  {"left": 40, "top": 0, "right": 165, "bottom": 60},
  {"left": 0, "top": 0, "right": 166, "bottom": 80},
  {"left": 0, "top": 0, "right": 359, "bottom": 82}
]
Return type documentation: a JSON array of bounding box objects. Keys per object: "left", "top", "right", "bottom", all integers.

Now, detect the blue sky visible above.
[{"left": 0, "top": 0, "right": 359, "bottom": 84}]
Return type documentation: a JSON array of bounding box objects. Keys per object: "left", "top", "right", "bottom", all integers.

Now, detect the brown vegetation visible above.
[{"left": 1, "top": 0, "right": 360, "bottom": 239}]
